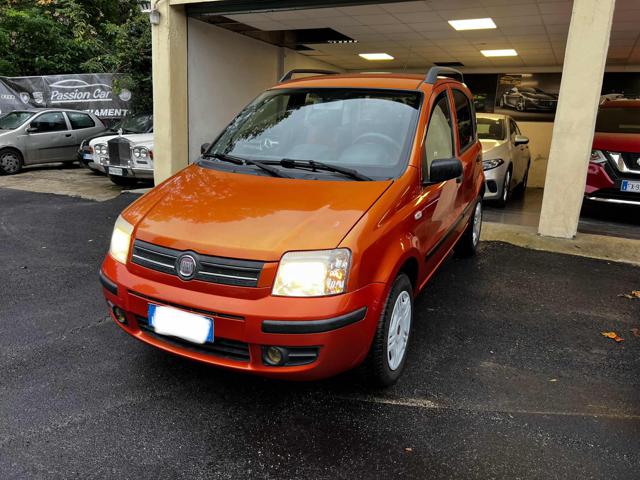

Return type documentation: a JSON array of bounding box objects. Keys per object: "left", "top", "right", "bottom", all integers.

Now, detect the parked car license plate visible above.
[
  {"left": 83, "top": 153, "right": 93, "bottom": 160},
  {"left": 148, "top": 304, "right": 214, "bottom": 344},
  {"left": 621, "top": 180, "right": 640, "bottom": 193},
  {"left": 109, "top": 167, "right": 124, "bottom": 176}
]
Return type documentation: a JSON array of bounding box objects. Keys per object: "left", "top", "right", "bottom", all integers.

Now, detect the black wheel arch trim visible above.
[
  {"left": 262, "top": 307, "right": 367, "bottom": 334},
  {"left": 99, "top": 270, "right": 118, "bottom": 296}
]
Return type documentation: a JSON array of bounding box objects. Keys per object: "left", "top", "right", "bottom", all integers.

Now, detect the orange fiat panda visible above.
[{"left": 100, "top": 67, "right": 484, "bottom": 386}]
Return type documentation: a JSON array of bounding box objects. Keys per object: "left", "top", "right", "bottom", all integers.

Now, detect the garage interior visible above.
[{"left": 155, "top": 0, "right": 639, "bottom": 240}]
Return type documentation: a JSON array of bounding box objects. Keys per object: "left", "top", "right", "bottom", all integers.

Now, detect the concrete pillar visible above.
[
  {"left": 151, "top": 1, "right": 188, "bottom": 184},
  {"left": 538, "top": 0, "right": 616, "bottom": 238}
]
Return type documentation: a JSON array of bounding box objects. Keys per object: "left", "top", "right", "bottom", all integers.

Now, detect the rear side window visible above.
[
  {"left": 423, "top": 91, "right": 453, "bottom": 180},
  {"left": 452, "top": 89, "right": 474, "bottom": 151},
  {"left": 30, "top": 112, "right": 67, "bottom": 132},
  {"left": 67, "top": 112, "right": 95, "bottom": 129}
]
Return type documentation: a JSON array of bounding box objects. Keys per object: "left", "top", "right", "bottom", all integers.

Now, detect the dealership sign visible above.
[{"left": 0, "top": 73, "right": 131, "bottom": 120}]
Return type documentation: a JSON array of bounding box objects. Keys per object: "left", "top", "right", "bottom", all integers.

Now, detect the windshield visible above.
[
  {"left": 0, "top": 111, "right": 34, "bottom": 130},
  {"left": 206, "top": 88, "right": 422, "bottom": 180},
  {"left": 596, "top": 107, "right": 640, "bottom": 134},
  {"left": 113, "top": 113, "right": 152, "bottom": 133},
  {"left": 477, "top": 117, "right": 505, "bottom": 140}
]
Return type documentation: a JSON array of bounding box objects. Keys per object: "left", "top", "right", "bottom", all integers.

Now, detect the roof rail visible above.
[
  {"left": 279, "top": 69, "right": 339, "bottom": 83},
  {"left": 424, "top": 66, "right": 464, "bottom": 85}
]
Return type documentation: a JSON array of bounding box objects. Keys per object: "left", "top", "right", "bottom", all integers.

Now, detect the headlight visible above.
[
  {"left": 109, "top": 216, "right": 134, "bottom": 264},
  {"left": 96, "top": 144, "right": 106, "bottom": 155},
  {"left": 590, "top": 150, "right": 607, "bottom": 164},
  {"left": 272, "top": 249, "right": 351, "bottom": 297},
  {"left": 482, "top": 158, "right": 504, "bottom": 171}
]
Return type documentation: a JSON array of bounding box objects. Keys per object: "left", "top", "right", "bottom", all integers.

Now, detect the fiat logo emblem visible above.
[{"left": 176, "top": 254, "right": 197, "bottom": 280}]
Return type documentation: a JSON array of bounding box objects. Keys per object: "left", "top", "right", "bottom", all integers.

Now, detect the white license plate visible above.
[
  {"left": 83, "top": 153, "right": 93, "bottom": 160},
  {"left": 109, "top": 167, "right": 124, "bottom": 176},
  {"left": 148, "top": 304, "right": 214, "bottom": 344},
  {"left": 621, "top": 180, "right": 640, "bottom": 193}
]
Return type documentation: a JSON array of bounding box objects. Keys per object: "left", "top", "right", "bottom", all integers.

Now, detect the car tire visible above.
[
  {"left": 516, "top": 101, "right": 525, "bottom": 112},
  {"left": 108, "top": 175, "right": 137, "bottom": 187},
  {"left": 0, "top": 148, "right": 24, "bottom": 175},
  {"left": 455, "top": 198, "right": 482, "bottom": 258},
  {"left": 364, "top": 273, "right": 414, "bottom": 387},
  {"left": 516, "top": 165, "right": 530, "bottom": 196},
  {"left": 495, "top": 168, "right": 512, "bottom": 208}
]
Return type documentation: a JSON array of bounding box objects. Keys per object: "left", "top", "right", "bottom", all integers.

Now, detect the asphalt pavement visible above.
[{"left": 1, "top": 187, "right": 639, "bottom": 479}]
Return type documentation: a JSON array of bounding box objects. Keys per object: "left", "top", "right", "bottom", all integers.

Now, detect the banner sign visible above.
[{"left": 0, "top": 73, "right": 131, "bottom": 120}]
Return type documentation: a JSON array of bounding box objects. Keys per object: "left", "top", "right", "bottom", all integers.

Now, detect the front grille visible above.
[
  {"left": 621, "top": 152, "right": 640, "bottom": 172},
  {"left": 131, "top": 239, "right": 264, "bottom": 287},
  {"left": 588, "top": 188, "right": 640, "bottom": 202},
  {"left": 107, "top": 137, "right": 131, "bottom": 166},
  {"left": 136, "top": 315, "right": 250, "bottom": 362}
]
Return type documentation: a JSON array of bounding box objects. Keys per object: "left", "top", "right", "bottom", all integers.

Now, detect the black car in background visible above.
[{"left": 499, "top": 87, "right": 558, "bottom": 112}]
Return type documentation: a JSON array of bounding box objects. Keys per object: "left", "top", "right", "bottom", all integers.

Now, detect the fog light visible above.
[
  {"left": 113, "top": 306, "right": 127, "bottom": 324},
  {"left": 264, "top": 346, "right": 287, "bottom": 366}
]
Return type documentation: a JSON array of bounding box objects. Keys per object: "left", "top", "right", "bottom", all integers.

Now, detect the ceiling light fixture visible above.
[
  {"left": 481, "top": 49, "right": 518, "bottom": 57},
  {"left": 359, "top": 53, "right": 394, "bottom": 61},
  {"left": 448, "top": 18, "right": 496, "bottom": 31}
]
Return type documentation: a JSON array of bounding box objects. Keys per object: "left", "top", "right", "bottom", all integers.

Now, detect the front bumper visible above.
[
  {"left": 99, "top": 255, "right": 387, "bottom": 381},
  {"left": 585, "top": 162, "right": 640, "bottom": 206},
  {"left": 105, "top": 165, "right": 154, "bottom": 179},
  {"left": 482, "top": 161, "right": 509, "bottom": 200}
]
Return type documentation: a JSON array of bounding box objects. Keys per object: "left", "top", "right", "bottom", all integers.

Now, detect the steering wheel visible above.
[{"left": 353, "top": 132, "right": 400, "bottom": 153}]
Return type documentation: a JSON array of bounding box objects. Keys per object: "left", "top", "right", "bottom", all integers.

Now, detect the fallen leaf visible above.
[
  {"left": 602, "top": 331, "right": 624, "bottom": 343},
  {"left": 549, "top": 378, "right": 557, "bottom": 382},
  {"left": 405, "top": 448, "right": 413, "bottom": 452},
  {"left": 618, "top": 291, "right": 640, "bottom": 299}
]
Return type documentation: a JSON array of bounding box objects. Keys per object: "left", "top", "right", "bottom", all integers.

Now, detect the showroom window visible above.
[
  {"left": 423, "top": 90, "right": 453, "bottom": 181},
  {"left": 30, "top": 112, "right": 67, "bottom": 132},
  {"left": 67, "top": 112, "right": 95, "bottom": 129},
  {"left": 452, "top": 89, "right": 474, "bottom": 152}
]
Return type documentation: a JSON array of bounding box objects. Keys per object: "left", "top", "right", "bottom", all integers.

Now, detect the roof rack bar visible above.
[
  {"left": 424, "top": 66, "right": 464, "bottom": 85},
  {"left": 279, "top": 69, "right": 339, "bottom": 83}
]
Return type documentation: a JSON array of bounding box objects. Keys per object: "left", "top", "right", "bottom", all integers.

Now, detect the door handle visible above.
[{"left": 65, "top": 133, "right": 72, "bottom": 137}]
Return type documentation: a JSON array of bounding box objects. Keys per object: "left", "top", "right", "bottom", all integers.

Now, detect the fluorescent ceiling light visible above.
[
  {"left": 448, "top": 18, "right": 496, "bottom": 31},
  {"left": 359, "top": 53, "right": 394, "bottom": 61},
  {"left": 481, "top": 49, "right": 518, "bottom": 57}
]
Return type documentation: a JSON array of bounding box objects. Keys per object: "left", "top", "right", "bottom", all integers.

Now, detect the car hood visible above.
[
  {"left": 129, "top": 164, "right": 393, "bottom": 261},
  {"left": 593, "top": 132, "right": 640, "bottom": 153},
  {"left": 89, "top": 132, "right": 153, "bottom": 146},
  {"left": 480, "top": 139, "right": 506, "bottom": 154},
  {"left": 523, "top": 92, "right": 557, "bottom": 100}
]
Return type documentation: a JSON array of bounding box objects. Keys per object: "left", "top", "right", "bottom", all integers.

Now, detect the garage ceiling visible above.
[{"left": 212, "top": 0, "right": 640, "bottom": 70}]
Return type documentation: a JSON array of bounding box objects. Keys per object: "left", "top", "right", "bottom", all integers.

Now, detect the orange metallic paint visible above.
[{"left": 101, "top": 74, "right": 483, "bottom": 380}]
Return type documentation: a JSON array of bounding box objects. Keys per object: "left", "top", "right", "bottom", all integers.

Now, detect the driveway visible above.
[{"left": 1, "top": 188, "right": 639, "bottom": 479}]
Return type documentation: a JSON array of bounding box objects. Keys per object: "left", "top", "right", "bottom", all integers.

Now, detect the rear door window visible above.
[
  {"left": 67, "top": 112, "right": 95, "bottom": 129},
  {"left": 452, "top": 89, "right": 474, "bottom": 152}
]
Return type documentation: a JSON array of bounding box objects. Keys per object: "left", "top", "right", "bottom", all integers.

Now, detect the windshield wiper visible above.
[
  {"left": 279, "top": 158, "right": 371, "bottom": 181},
  {"left": 202, "top": 152, "right": 290, "bottom": 178}
]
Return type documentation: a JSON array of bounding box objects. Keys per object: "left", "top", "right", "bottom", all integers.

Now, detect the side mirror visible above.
[
  {"left": 26, "top": 126, "right": 37, "bottom": 133},
  {"left": 514, "top": 135, "right": 529, "bottom": 146},
  {"left": 200, "top": 143, "right": 210, "bottom": 154},
  {"left": 425, "top": 157, "right": 463, "bottom": 184}
]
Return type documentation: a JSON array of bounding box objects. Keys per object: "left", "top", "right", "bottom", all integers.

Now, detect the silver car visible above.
[
  {"left": 0, "top": 109, "right": 105, "bottom": 175},
  {"left": 477, "top": 113, "right": 531, "bottom": 207}
]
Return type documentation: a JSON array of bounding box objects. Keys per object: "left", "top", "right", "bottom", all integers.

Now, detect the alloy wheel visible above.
[
  {"left": 502, "top": 170, "right": 511, "bottom": 203},
  {"left": 472, "top": 201, "right": 482, "bottom": 247},
  {"left": 387, "top": 290, "right": 412, "bottom": 371}
]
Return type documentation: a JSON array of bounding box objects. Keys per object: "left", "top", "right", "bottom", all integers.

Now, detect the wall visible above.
[
  {"left": 187, "top": 18, "right": 341, "bottom": 161},
  {"left": 516, "top": 121, "right": 553, "bottom": 188}
]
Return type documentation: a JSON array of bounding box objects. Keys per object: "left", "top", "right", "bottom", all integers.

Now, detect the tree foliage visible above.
[{"left": 0, "top": 0, "right": 152, "bottom": 112}]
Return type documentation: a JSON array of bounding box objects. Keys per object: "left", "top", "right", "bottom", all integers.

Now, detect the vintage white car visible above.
[{"left": 81, "top": 113, "right": 154, "bottom": 186}]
